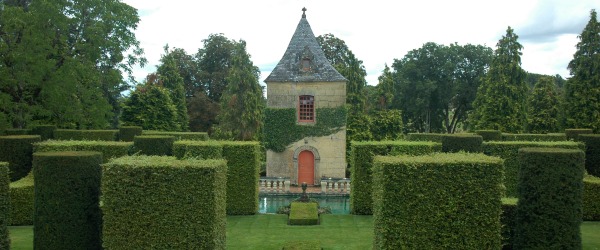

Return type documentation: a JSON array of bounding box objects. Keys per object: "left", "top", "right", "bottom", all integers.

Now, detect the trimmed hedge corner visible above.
[
  {"left": 515, "top": 147, "right": 584, "bottom": 250},
  {"left": 476, "top": 130, "right": 502, "bottom": 141},
  {"left": 289, "top": 202, "right": 319, "bottom": 225},
  {"left": 54, "top": 129, "right": 118, "bottom": 141},
  {"left": 373, "top": 153, "right": 504, "bottom": 249},
  {"left": 101, "top": 156, "right": 227, "bottom": 250},
  {"left": 33, "top": 151, "right": 103, "bottom": 250},
  {"left": 442, "top": 134, "right": 483, "bottom": 153},
  {"left": 405, "top": 133, "right": 445, "bottom": 142},
  {"left": 501, "top": 197, "right": 518, "bottom": 249},
  {"left": 0, "top": 162, "right": 10, "bottom": 249},
  {"left": 133, "top": 135, "right": 175, "bottom": 156},
  {"left": 173, "top": 141, "right": 222, "bottom": 159},
  {"left": 350, "top": 141, "right": 442, "bottom": 215},
  {"left": 142, "top": 130, "right": 209, "bottom": 141},
  {"left": 34, "top": 140, "right": 133, "bottom": 163},
  {"left": 0, "top": 135, "right": 41, "bottom": 181},
  {"left": 565, "top": 128, "right": 593, "bottom": 141},
  {"left": 118, "top": 126, "right": 142, "bottom": 142},
  {"left": 8, "top": 172, "right": 34, "bottom": 226},
  {"left": 584, "top": 175, "right": 600, "bottom": 221},
  {"left": 30, "top": 125, "right": 56, "bottom": 141},
  {"left": 577, "top": 134, "right": 600, "bottom": 177}
]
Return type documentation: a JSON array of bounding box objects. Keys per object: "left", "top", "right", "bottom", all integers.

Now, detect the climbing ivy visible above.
[{"left": 264, "top": 106, "right": 347, "bottom": 152}]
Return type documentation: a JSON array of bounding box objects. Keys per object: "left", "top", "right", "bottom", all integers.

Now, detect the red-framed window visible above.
[{"left": 298, "top": 95, "right": 314, "bottom": 122}]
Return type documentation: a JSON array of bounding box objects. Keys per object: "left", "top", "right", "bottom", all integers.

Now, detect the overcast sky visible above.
[{"left": 122, "top": 0, "right": 599, "bottom": 86}]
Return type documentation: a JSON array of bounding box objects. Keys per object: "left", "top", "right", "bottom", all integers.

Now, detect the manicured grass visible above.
[{"left": 8, "top": 217, "right": 600, "bottom": 249}]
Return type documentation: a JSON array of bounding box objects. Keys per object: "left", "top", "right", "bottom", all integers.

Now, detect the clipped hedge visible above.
[
  {"left": 405, "top": 133, "right": 444, "bottom": 142},
  {"left": 4, "top": 129, "right": 30, "bottom": 135},
  {"left": 30, "top": 125, "right": 56, "bottom": 141},
  {"left": 584, "top": 175, "right": 600, "bottom": 221},
  {"left": 577, "top": 134, "right": 600, "bottom": 177},
  {"left": 565, "top": 128, "right": 593, "bottom": 141},
  {"left": 482, "top": 141, "right": 583, "bottom": 197},
  {"left": 350, "top": 141, "right": 442, "bottom": 215},
  {"left": 373, "top": 153, "right": 504, "bottom": 249},
  {"left": 143, "top": 130, "right": 209, "bottom": 141},
  {"left": 442, "top": 134, "right": 483, "bottom": 153},
  {"left": 501, "top": 133, "right": 567, "bottom": 141},
  {"left": 101, "top": 156, "right": 227, "bottom": 249},
  {"left": 34, "top": 140, "right": 133, "bottom": 163},
  {"left": 8, "top": 172, "right": 33, "bottom": 226},
  {"left": 289, "top": 202, "right": 319, "bottom": 225},
  {"left": 133, "top": 135, "right": 175, "bottom": 156},
  {"left": 501, "top": 198, "right": 518, "bottom": 249},
  {"left": 0, "top": 135, "right": 41, "bottom": 181},
  {"left": 33, "top": 151, "right": 103, "bottom": 250},
  {"left": 54, "top": 129, "right": 118, "bottom": 141},
  {"left": 0, "top": 162, "right": 9, "bottom": 249},
  {"left": 476, "top": 130, "right": 502, "bottom": 141},
  {"left": 118, "top": 126, "right": 142, "bottom": 142},
  {"left": 174, "top": 141, "right": 260, "bottom": 215}
]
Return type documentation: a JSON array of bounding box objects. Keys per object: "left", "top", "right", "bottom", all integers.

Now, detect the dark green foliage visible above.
[
  {"left": 501, "top": 198, "right": 518, "bottom": 249},
  {"left": 264, "top": 107, "right": 347, "bottom": 152},
  {"left": 120, "top": 83, "right": 181, "bottom": 131},
  {"left": 133, "top": 135, "right": 175, "bottom": 156},
  {"left": 476, "top": 130, "right": 502, "bottom": 141},
  {"left": 34, "top": 140, "right": 133, "bottom": 163},
  {"left": 527, "top": 77, "right": 560, "bottom": 133},
  {"left": 53, "top": 129, "right": 118, "bottom": 141},
  {"left": 565, "top": 128, "right": 593, "bottom": 141},
  {"left": 30, "top": 125, "right": 55, "bottom": 141},
  {"left": 578, "top": 134, "right": 600, "bottom": 176},
  {"left": 515, "top": 148, "right": 584, "bottom": 249},
  {"left": 501, "top": 133, "right": 567, "bottom": 141},
  {"left": 289, "top": 202, "right": 319, "bottom": 225},
  {"left": 33, "top": 151, "right": 103, "bottom": 250},
  {"left": 405, "top": 133, "right": 445, "bottom": 142},
  {"left": 172, "top": 141, "right": 222, "bottom": 159},
  {"left": 143, "top": 130, "right": 209, "bottom": 141},
  {"left": 118, "top": 126, "right": 142, "bottom": 142},
  {"left": 584, "top": 176, "right": 600, "bottom": 221},
  {"left": 350, "top": 141, "right": 442, "bottom": 215},
  {"left": 101, "top": 156, "right": 227, "bottom": 249},
  {"left": 157, "top": 50, "right": 189, "bottom": 131},
  {"left": 4, "top": 129, "right": 30, "bottom": 135},
  {"left": 0, "top": 162, "right": 10, "bottom": 249},
  {"left": 373, "top": 153, "right": 503, "bottom": 249},
  {"left": 281, "top": 240, "right": 321, "bottom": 250},
  {"left": 482, "top": 141, "right": 583, "bottom": 197},
  {"left": 442, "top": 134, "right": 483, "bottom": 153},
  {"left": 370, "top": 110, "right": 403, "bottom": 141},
  {"left": 0, "top": 135, "right": 41, "bottom": 181},
  {"left": 8, "top": 173, "right": 33, "bottom": 226}
]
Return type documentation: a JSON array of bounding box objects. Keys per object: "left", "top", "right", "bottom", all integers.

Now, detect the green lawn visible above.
[{"left": 8, "top": 216, "right": 600, "bottom": 249}]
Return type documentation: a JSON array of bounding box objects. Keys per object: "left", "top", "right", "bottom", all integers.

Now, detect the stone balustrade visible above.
[
  {"left": 259, "top": 177, "right": 351, "bottom": 194},
  {"left": 260, "top": 177, "right": 290, "bottom": 193},
  {"left": 320, "top": 178, "right": 350, "bottom": 194}
]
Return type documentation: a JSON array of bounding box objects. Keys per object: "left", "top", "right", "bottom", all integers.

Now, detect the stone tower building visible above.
[{"left": 264, "top": 8, "right": 347, "bottom": 185}]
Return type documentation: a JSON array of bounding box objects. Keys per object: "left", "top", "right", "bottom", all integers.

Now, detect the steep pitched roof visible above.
[{"left": 264, "top": 10, "right": 346, "bottom": 83}]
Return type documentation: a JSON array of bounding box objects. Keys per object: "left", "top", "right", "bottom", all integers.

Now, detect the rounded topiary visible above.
[
  {"left": 441, "top": 134, "right": 483, "bottom": 153},
  {"left": 30, "top": 125, "right": 56, "bottom": 141},
  {"left": 0, "top": 135, "right": 41, "bottom": 181},
  {"left": 577, "top": 134, "right": 600, "bottom": 177},
  {"left": 0, "top": 162, "right": 10, "bottom": 249},
  {"left": 133, "top": 135, "right": 175, "bottom": 156},
  {"left": 565, "top": 128, "right": 593, "bottom": 141},
  {"left": 475, "top": 130, "right": 502, "bottom": 141},
  {"left": 33, "top": 151, "right": 103, "bottom": 250},
  {"left": 119, "top": 126, "right": 142, "bottom": 142}
]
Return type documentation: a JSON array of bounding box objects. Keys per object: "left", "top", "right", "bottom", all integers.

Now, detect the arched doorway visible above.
[{"left": 298, "top": 150, "right": 314, "bottom": 185}]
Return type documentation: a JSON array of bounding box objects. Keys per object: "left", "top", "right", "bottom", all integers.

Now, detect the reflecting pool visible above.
[{"left": 258, "top": 195, "right": 350, "bottom": 214}]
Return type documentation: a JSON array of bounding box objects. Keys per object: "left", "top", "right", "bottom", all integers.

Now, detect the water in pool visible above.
[{"left": 259, "top": 195, "right": 350, "bottom": 214}]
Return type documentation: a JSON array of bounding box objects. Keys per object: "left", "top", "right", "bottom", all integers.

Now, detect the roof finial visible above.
[{"left": 302, "top": 7, "right": 307, "bottom": 18}]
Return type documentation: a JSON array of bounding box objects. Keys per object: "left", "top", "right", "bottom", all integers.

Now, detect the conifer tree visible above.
[
  {"left": 157, "top": 51, "right": 189, "bottom": 131},
  {"left": 121, "top": 75, "right": 180, "bottom": 131},
  {"left": 564, "top": 9, "right": 600, "bottom": 131},
  {"left": 527, "top": 77, "right": 560, "bottom": 133}
]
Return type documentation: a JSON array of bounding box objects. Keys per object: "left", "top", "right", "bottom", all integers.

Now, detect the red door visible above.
[{"left": 298, "top": 150, "right": 314, "bottom": 185}]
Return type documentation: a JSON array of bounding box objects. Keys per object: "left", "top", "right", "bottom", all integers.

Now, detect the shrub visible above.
[
  {"left": 30, "top": 125, "right": 56, "bottom": 141},
  {"left": 373, "top": 153, "right": 504, "bottom": 249},
  {"left": 173, "top": 141, "right": 222, "bottom": 159},
  {"left": 476, "top": 130, "right": 502, "bottom": 141},
  {"left": 143, "top": 130, "right": 209, "bottom": 140},
  {"left": 405, "top": 133, "right": 444, "bottom": 142},
  {"left": 515, "top": 147, "right": 584, "bottom": 249},
  {"left": 4, "top": 129, "right": 30, "bottom": 135},
  {"left": 289, "top": 202, "right": 319, "bottom": 225},
  {"left": 584, "top": 175, "right": 600, "bottom": 221},
  {"left": 501, "top": 133, "right": 567, "bottom": 141},
  {"left": 133, "top": 135, "right": 175, "bottom": 156},
  {"left": 34, "top": 140, "right": 133, "bottom": 163},
  {"left": 442, "top": 134, "right": 483, "bottom": 153},
  {"left": 0, "top": 135, "right": 41, "bottom": 181},
  {"left": 482, "top": 141, "right": 583, "bottom": 197},
  {"left": 54, "top": 129, "right": 118, "bottom": 141},
  {"left": 501, "top": 197, "right": 518, "bottom": 249},
  {"left": 118, "top": 126, "right": 142, "bottom": 142},
  {"left": 33, "top": 151, "right": 103, "bottom": 250},
  {"left": 350, "top": 141, "right": 442, "bottom": 215},
  {"left": 101, "top": 156, "right": 227, "bottom": 249},
  {"left": 577, "top": 134, "right": 600, "bottom": 177},
  {"left": 8, "top": 172, "right": 33, "bottom": 226},
  {"left": 565, "top": 128, "right": 593, "bottom": 141},
  {"left": 0, "top": 162, "right": 9, "bottom": 249}
]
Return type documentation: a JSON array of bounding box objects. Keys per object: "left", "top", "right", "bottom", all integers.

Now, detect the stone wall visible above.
[{"left": 267, "top": 81, "right": 346, "bottom": 109}]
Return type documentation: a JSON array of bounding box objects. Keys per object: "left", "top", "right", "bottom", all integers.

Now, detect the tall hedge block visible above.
[
  {"left": 173, "top": 141, "right": 222, "bottom": 159},
  {"left": 133, "top": 135, "right": 175, "bottom": 156},
  {"left": 476, "top": 130, "right": 502, "bottom": 141},
  {"left": 583, "top": 175, "right": 600, "bottom": 221},
  {"left": 515, "top": 148, "right": 584, "bottom": 249},
  {"left": 101, "top": 156, "right": 227, "bottom": 249},
  {"left": 373, "top": 153, "right": 504, "bottom": 249},
  {"left": 34, "top": 140, "right": 133, "bottom": 163},
  {"left": 565, "top": 128, "right": 593, "bottom": 141},
  {"left": 405, "top": 133, "right": 445, "bottom": 142},
  {"left": 54, "top": 129, "right": 118, "bottom": 141},
  {"left": 0, "top": 162, "right": 10, "bottom": 249},
  {"left": 143, "top": 130, "right": 209, "bottom": 140},
  {"left": 33, "top": 151, "right": 103, "bottom": 250},
  {"left": 482, "top": 141, "right": 583, "bottom": 197},
  {"left": 501, "top": 198, "right": 518, "bottom": 249},
  {"left": 442, "top": 134, "right": 483, "bottom": 153},
  {"left": 8, "top": 172, "right": 34, "bottom": 226},
  {"left": 30, "top": 125, "right": 56, "bottom": 141},
  {"left": 501, "top": 133, "right": 567, "bottom": 141},
  {"left": 577, "top": 134, "right": 600, "bottom": 177},
  {"left": 118, "top": 126, "right": 142, "bottom": 142},
  {"left": 0, "top": 135, "right": 41, "bottom": 181},
  {"left": 222, "top": 142, "right": 260, "bottom": 215},
  {"left": 350, "top": 141, "right": 442, "bottom": 215}
]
